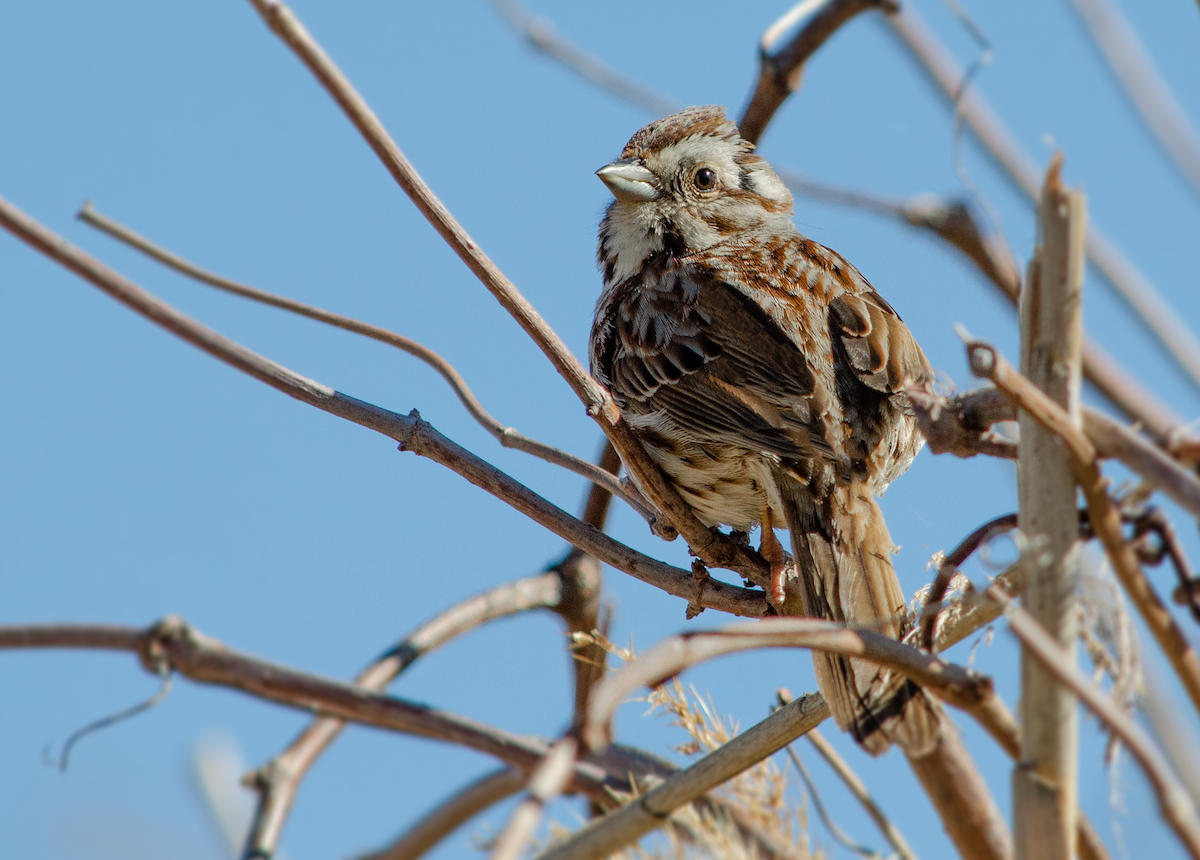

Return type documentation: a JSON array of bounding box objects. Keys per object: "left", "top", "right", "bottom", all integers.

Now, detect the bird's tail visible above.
[{"left": 778, "top": 478, "right": 940, "bottom": 756}]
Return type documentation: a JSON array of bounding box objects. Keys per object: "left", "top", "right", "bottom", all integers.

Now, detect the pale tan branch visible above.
[
  {"left": 534, "top": 693, "right": 830, "bottom": 860},
  {"left": 784, "top": 742, "right": 889, "bottom": 860},
  {"left": 357, "top": 768, "right": 526, "bottom": 860},
  {"left": 489, "top": 738, "right": 579, "bottom": 860},
  {"left": 1014, "top": 156, "right": 1085, "bottom": 860},
  {"left": 739, "top": 0, "right": 895, "bottom": 145},
  {"left": 965, "top": 338, "right": 1200, "bottom": 717},
  {"left": 242, "top": 573, "right": 563, "bottom": 860},
  {"left": 1066, "top": 0, "right": 1200, "bottom": 198},
  {"left": 76, "top": 202, "right": 652, "bottom": 522},
  {"left": 993, "top": 589, "right": 1200, "bottom": 860},
  {"left": 243, "top": 0, "right": 773, "bottom": 585},
  {"left": 887, "top": 4, "right": 1200, "bottom": 396},
  {"left": 0, "top": 194, "right": 767, "bottom": 617}
]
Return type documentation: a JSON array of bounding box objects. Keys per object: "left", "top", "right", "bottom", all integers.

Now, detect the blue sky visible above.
[{"left": 3, "top": 2, "right": 1200, "bottom": 859}]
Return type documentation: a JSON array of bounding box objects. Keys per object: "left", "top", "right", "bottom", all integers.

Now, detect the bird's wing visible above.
[{"left": 591, "top": 266, "right": 827, "bottom": 462}]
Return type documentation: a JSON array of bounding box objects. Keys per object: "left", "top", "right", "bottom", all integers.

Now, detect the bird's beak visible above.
[{"left": 596, "top": 160, "right": 661, "bottom": 203}]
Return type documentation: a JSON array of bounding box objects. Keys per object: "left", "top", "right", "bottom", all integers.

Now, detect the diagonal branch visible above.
[
  {"left": 0, "top": 194, "right": 767, "bottom": 618},
  {"left": 243, "top": 0, "right": 772, "bottom": 586},
  {"left": 1065, "top": 0, "right": 1200, "bottom": 200},
  {"left": 76, "top": 202, "right": 651, "bottom": 522}
]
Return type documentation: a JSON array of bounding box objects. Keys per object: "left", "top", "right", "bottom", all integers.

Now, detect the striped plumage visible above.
[{"left": 589, "top": 106, "right": 939, "bottom": 755}]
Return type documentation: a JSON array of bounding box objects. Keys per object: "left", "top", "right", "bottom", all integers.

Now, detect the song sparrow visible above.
[{"left": 590, "top": 106, "right": 938, "bottom": 754}]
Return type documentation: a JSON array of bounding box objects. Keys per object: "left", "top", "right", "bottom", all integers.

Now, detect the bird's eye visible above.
[{"left": 693, "top": 167, "right": 717, "bottom": 191}]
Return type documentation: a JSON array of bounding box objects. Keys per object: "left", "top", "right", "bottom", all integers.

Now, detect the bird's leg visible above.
[{"left": 759, "top": 504, "right": 786, "bottom": 606}]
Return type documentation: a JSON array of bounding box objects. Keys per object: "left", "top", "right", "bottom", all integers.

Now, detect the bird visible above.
[{"left": 589, "top": 105, "right": 939, "bottom": 755}]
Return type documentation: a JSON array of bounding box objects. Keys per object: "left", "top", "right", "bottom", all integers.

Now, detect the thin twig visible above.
[
  {"left": 76, "top": 202, "right": 652, "bottom": 522},
  {"left": 242, "top": 573, "right": 563, "bottom": 859},
  {"left": 920, "top": 513, "right": 1019, "bottom": 650},
  {"left": 784, "top": 743, "right": 887, "bottom": 860},
  {"left": 965, "top": 336, "right": 1200, "bottom": 718},
  {"left": 1065, "top": 0, "right": 1200, "bottom": 199},
  {"left": 357, "top": 768, "right": 526, "bottom": 860},
  {"left": 887, "top": 4, "right": 1200, "bottom": 398},
  {"left": 0, "top": 194, "right": 768, "bottom": 618},
  {"left": 992, "top": 588, "right": 1200, "bottom": 860},
  {"left": 243, "top": 0, "right": 773, "bottom": 585},
  {"left": 795, "top": 717, "right": 919, "bottom": 860},
  {"left": 1129, "top": 507, "right": 1200, "bottom": 626}
]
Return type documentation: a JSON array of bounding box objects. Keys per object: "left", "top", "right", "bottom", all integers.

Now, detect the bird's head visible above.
[{"left": 596, "top": 105, "right": 793, "bottom": 286}]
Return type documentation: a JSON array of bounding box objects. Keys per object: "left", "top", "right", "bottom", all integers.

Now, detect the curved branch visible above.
[
  {"left": 739, "top": 0, "right": 895, "bottom": 145},
  {"left": 242, "top": 573, "right": 563, "bottom": 859},
  {"left": 76, "top": 202, "right": 651, "bottom": 522},
  {"left": 582, "top": 619, "right": 1000, "bottom": 752},
  {"left": 0, "top": 194, "right": 768, "bottom": 618},
  {"left": 243, "top": 0, "right": 771, "bottom": 585}
]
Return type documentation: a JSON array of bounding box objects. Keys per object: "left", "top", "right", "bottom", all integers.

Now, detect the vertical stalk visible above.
[{"left": 1013, "top": 156, "right": 1086, "bottom": 860}]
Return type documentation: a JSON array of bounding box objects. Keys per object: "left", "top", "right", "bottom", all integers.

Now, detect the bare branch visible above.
[
  {"left": 739, "top": 0, "right": 895, "bottom": 145},
  {"left": 533, "top": 693, "right": 830, "bottom": 860},
  {"left": 1084, "top": 410, "right": 1200, "bottom": 521},
  {"left": 0, "top": 194, "right": 768, "bottom": 617},
  {"left": 1065, "top": 0, "right": 1200, "bottom": 199},
  {"left": 76, "top": 202, "right": 652, "bottom": 523},
  {"left": 242, "top": 0, "right": 772, "bottom": 585},
  {"left": 993, "top": 588, "right": 1200, "bottom": 860},
  {"left": 887, "top": 4, "right": 1200, "bottom": 397},
  {"left": 965, "top": 337, "right": 1200, "bottom": 718},
  {"left": 357, "top": 768, "right": 525, "bottom": 860},
  {"left": 242, "top": 573, "right": 563, "bottom": 859},
  {"left": 784, "top": 742, "right": 889, "bottom": 860},
  {"left": 1014, "top": 156, "right": 1085, "bottom": 860}
]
